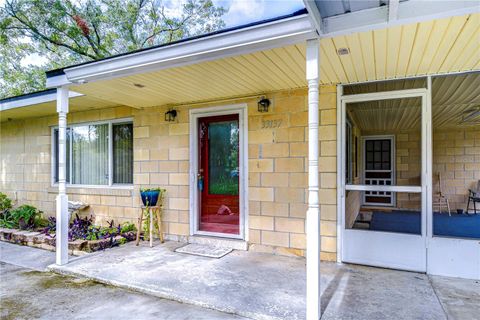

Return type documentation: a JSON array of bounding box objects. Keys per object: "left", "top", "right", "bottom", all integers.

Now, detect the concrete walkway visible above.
[
  {"left": 0, "top": 242, "right": 245, "bottom": 319},
  {"left": 0, "top": 241, "right": 74, "bottom": 271},
  {"left": 1, "top": 262, "right": 246, "bottom": 319},
  {"left": 40, "top": 241, "right": 480, "bottom": 320}
]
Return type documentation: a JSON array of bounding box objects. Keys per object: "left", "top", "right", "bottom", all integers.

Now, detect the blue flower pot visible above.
[{"left": 140, "top": 190, "right": 160, "bottom": 207}]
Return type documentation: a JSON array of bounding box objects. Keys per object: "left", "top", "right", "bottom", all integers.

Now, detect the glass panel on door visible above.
[{"left": 198, "top": 115, "right": 240, "bottom": 235}]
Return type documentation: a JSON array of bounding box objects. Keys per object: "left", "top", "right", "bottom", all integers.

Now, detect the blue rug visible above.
[{"left": 369, "top": 210, "right": 480, "bottom": 239}]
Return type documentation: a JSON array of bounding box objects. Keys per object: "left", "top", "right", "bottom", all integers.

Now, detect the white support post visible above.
[
  {"left": 56, "top": 86, "right": 69, "bottom": 265},
  {"left": 306, "top": 38, "right": 321, "bottom": 320}
]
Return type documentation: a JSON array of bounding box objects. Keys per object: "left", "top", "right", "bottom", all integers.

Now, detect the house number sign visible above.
[{"left": 261, "top": 119, "right": 282, "bottom": 128}]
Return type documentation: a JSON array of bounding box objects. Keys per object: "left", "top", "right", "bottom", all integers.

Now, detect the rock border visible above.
[{"left": 0, "top": 227, "right": 129, "bottom": 256}]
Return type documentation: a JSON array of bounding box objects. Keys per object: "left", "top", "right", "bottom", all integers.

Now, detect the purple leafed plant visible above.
[
  {"left": 42, "top": 216, "right": 57, "bottom": 236},
  {"left": 68, "top": 214, "right": 93, "bottom": 241},
  {"left": 41, "top": 215, "right": 136, "bottom": 251}
]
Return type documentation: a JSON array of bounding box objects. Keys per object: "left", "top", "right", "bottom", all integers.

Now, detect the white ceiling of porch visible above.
[
  {"left": 347, "top": 72, "right": 480, "bottom": 132},
  {"left": 320, "top": 13, "right": 479, "bottom": 84},
  {"left": 0, "top": 95, "right": 119, "bottom": 122},
  {"left": 69, "top": 13, "right": 479, "bottom": 109}
]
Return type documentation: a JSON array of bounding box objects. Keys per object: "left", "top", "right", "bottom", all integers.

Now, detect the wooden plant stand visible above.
[{"left": 135, "top": 206, "right": 163, "bottom": 247}]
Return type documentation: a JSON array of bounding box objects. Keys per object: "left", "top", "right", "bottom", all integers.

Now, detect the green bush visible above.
[
  {"left": 120, "top": 221, "right": 136, "bottom": 233},
  {"left": 9, "top": 205, "right": 43, "bottom": 230},
  {"left": 0, "top": 210, "right": 16, "bottom": 229},
  {"left": 0, "top": 192, "right": 12, "bottom": 213},
  {"left": 0, "top": 192, "right": 14, "bottom": 228}
]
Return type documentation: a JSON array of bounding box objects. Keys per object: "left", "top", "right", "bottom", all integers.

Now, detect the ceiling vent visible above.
[{"left": 337, "top": 47, "right": 350, "bottom": 56}]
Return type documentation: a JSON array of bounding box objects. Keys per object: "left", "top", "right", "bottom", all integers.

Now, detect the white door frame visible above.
[
  {"left": 337, "top": 88, "right": 430, "bottom": 272},
  {"left": 361, "top": 135, "right": 396, "bottom": 207},
  {"left": 425, "top": 76, "right": 480, "bottom": 280},
  {"left": 189, "top": 103, "right": 249, "bottom": 240}
]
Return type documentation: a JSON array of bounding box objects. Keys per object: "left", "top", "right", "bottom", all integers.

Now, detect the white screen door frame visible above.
[{"left": 338, "top": 88, "right": 430, "bottom": 272}]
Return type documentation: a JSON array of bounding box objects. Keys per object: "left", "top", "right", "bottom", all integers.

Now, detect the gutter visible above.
[{"left": 46, "top": 12, "right": 317, "bottom": 88}]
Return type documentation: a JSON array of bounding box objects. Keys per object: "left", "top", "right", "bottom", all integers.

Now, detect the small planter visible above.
[{"left": 140, "top": 189, "right": 161, "bottom": 207}]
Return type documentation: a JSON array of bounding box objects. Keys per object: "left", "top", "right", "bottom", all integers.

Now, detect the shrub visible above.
[
  {"left": 68, "top": 214, "right": 93, "bottom": 241},
  {"left": 0, "top": 192, "right": 12, "bottom": 213},
  {"left": 43, "top": 216, "right": 56, "bottom": 235},
  {"left": 9, "top": 205, "right": 43, "bottom": 230},
  {"left": 0, "top": 210, "right": 16, "bottom": 229},
  {"left": 120, "top": 221, "right": 136, "bottom": 233}
]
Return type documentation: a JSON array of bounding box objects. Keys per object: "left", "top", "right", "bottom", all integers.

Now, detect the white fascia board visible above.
[
  {"left": 46, "top": 74, "right": 71, "bottom": 89},
  {"left": 46, "top": 14, "right": 316, "bottom": 86},
  {"left": 303, "top": 0, "right": 323, "bottom": 34},
  {"left": 321, "top": 0, "right": 479, "bottom": 37},
  {"left": 388, "top": 0, "right": 400, "bottom": 22},
  {"left": 0, "top": 91, "right": 82, "bottom": 111}
]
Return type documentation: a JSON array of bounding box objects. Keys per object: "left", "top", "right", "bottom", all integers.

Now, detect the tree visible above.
[{"left": 0, "top": 0, "right": 226, "bottom": 99}]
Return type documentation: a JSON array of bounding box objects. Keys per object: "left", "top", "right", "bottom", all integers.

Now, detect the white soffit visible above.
[
  {"left": 0, "top": 91, "right": 83, "bottom": 111},
  {"left": 319, "top": 13, "right": 480, "bottom": 84},
  {"left": 304, "top": 0, "right": 480, "bottom": 36},
  {"left": 46, "top": 14, "right": 316, "bottom": 87}
]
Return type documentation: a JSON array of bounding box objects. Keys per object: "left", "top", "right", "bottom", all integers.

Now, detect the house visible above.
[{"left": 1, "top": 1, "right": 479, "bottom": 319}]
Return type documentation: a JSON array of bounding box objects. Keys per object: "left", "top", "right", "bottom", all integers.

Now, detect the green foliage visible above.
[
  {"left": 120, "top": 221, "right": 136, "bottom": 233},
  {"left": 85, "top": 224, "right": 117, "bottom": 241},
  {"left": 209, "top": 181, "right": 239, "bottom": 195},
  {"left": 0, "top": 0, "right": 226, "bottom": 99},
  {"left": 6, "top": 205, "right": 43, "bottom": 230},
  {"left": 0, "top": 211, "right": 16, "bottom": 229},
  {"left": 139, "top": 187, "right": 165, "bottom": 192},
  {"left": 0, "top": 192, "right": 13, "bottom": 212},
  {"left": 142, "top": 209, "right": 162, "bottom": 241},
  {"left": 34, "top": 215, "right": 49, "bottom": 228}
]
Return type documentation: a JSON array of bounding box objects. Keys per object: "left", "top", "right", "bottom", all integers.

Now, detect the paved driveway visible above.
[
  {"left": 0, "top": 262, "right": 246, "bottom": 320},
  {"left": 1, "top": 241, "right": 479, "bottom": 320}
]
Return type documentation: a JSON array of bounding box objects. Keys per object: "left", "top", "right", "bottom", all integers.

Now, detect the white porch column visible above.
[
  {"left": 56, "top": 86, "right": 69, "bottom": 265},
  {"left": 306, "top": 39, "right": 321, "bottom": 320}
]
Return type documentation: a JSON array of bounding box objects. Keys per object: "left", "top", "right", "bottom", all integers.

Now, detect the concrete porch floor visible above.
[{"left": 47, "top": 241, "right": 479, "bottom": 320}]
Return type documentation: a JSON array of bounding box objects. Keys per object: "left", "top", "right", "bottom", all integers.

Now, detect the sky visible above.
[
  {"left": 1, "top": 0, "right": 305, "bottom": 66},
  {"left": 212, "top": 0, "right": 305, "bottom": 27},
  {"left": 0, "top": 0, "right": 305, "bottom": 28}
]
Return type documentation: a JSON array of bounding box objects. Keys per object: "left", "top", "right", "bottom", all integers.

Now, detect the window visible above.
[{"left": 53, "top": 120, "right": 133, "bottom": 186}]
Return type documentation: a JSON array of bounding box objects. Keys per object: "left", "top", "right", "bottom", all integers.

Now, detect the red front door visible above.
[{"left": 198, "top": 114, "right": 240, "bottom": 235}]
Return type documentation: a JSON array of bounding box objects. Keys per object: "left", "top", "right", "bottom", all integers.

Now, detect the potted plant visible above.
[{"left": 140, "top": 187, "right": 164, "bottom": 207}]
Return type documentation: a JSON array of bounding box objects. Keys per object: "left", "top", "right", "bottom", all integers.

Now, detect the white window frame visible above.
[{"left": 51, "top": 117, "right": 134, "bottom": 189}]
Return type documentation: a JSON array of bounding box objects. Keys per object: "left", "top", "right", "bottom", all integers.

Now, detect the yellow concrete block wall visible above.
[
  {"left": 0, "top": 106, "right": 136, "bottom": 226},
  {"left": 0, "top": 86, "right": 338, "bottom": 261},
  {"left": 433, "top": 127, "right": 480, "bottom": 211}
]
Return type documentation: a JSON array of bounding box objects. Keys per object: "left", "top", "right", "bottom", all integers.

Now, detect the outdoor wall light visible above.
[
  {"left": 164, "top": 109, "right": 177, "bottom": 122},
  {"left": 257, "top": 97, "right": 270, "bottom": 113}
]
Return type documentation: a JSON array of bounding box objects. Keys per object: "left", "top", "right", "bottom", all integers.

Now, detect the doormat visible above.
[{"left": 175, "top": 243, "right": 232, "bottom": 258}]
